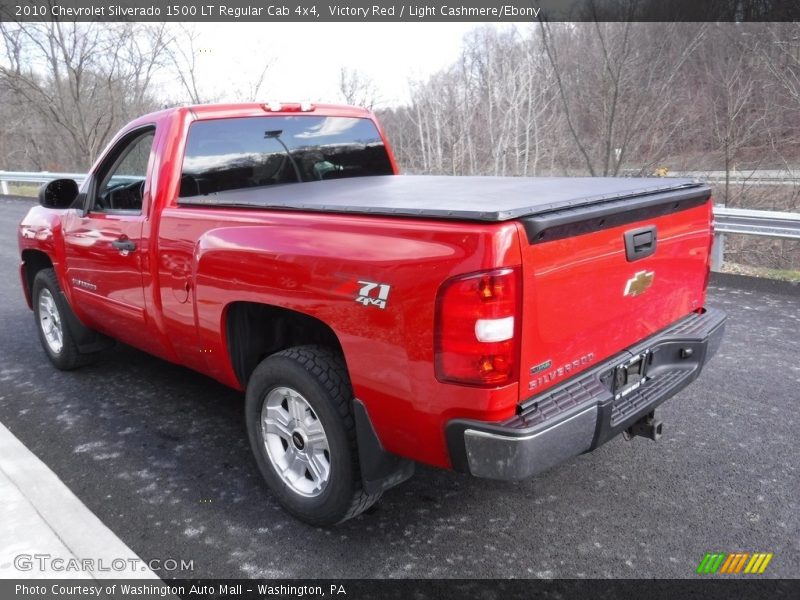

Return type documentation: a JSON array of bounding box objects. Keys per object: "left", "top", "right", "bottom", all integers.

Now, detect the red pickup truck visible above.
[{"left": 19, "top": 103, "right": 725, "bottom": 526}]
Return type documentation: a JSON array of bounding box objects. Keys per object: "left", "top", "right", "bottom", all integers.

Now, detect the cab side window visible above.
[{"left": 93, "top": 129, "right": 155, "bottom": 213}]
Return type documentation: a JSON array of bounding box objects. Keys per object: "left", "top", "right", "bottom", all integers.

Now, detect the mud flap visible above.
[
  {"left": 58, "top": 291, "right": 114, "bottom": 354},
  {"left": 353, "top": 399, "right": 414, "bottom": 495}
]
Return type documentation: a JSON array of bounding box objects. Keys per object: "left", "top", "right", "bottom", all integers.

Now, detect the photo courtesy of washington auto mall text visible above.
[
  {"left": 14, "top": 583, "right": 348, "bottom": 598},
  {"left": 0, "top": 0, "right": 798, "bottom": 599}
]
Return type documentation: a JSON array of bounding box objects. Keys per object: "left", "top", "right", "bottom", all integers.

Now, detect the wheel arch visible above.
[
  {"left": 224, "top": 301, "right": 345, "bottom": 388},
  {"left": 226, "top": 301, "right": 415, "bottom": 495},
  {"left": 20, "top": 249, "right": 55, "bottom": 308}
]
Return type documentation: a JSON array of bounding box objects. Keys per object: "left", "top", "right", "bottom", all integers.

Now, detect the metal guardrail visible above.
[
  {"left": 713, "top": 206, "right": 800, "bottom": 240},
  {"left": 701, "top": 178, "right": 798, "bottom": 187},
  {"left": 675, "top": 171, "right": 800, "bottom": 185},
  {"left": 0, "top": 171, "right": 86, "bottom": 195},
  {"left": 2, "top": 170, "right": 798, "bottom": 271},
  {"left": 710, "top": 206, "right": 800, "bottom": 272},
  {"left": 622, "top": 170, "right": 800, "bottom": 186}
]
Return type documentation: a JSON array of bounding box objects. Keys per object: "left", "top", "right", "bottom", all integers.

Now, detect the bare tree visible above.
[
  {"left": 540, "top": 21, "right": 706, "bottom": 176},
  {"left": 231, "top": 60, "right": 271, "bottom": 102},
  {"left": 163, "top": 25, "right": 208, "bottom": 104},
  {"left": 0, "top": 21, "right": 168, "bottom": 169},
  {"left": 697, "top": 25, "right": 773, "bottom": 204},
  {"left": 339, "top": 67, "right": 380, "bottom": 110},
  {"left": 759, "top": 23, "right": 800, "bottom": 106},
  {"left": 392, "top": 26, "right": 559, "bottom": 177},
  {"left": 162, "top": 25, "right": 273, "bottom": 104}
]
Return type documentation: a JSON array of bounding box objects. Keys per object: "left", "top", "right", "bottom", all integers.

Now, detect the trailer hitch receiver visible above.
[{"left": 623, "top": 411, "right": 663, "bottom": 441}]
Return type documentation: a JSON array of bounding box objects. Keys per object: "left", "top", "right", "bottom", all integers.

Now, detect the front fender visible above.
[{"left": 18, "top": 205, "right": 71, "bottom": 307}]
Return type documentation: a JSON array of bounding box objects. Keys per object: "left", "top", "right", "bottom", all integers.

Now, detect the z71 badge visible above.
[{"left": 355, "top": 280, "right": 391, "bottom": 309}]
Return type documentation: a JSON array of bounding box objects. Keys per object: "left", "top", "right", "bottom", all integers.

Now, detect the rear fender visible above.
[{"left": 190, "top": 218, "right": 521, "bottom": 468}]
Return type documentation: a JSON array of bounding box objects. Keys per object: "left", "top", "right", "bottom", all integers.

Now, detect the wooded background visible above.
[{"left": 2, "top": 22, "right": 798, "bottom": 272}]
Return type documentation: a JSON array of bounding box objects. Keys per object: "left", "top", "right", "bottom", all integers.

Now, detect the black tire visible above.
[
  {"left": 31, "top": 268, "right": 95, "bottom": 370},
  {"left": 245, "top": 345, "right": 380, "bottom": 526}
]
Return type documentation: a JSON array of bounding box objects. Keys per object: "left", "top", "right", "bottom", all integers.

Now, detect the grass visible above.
[
  {"left": 720, "top": 262, "right": 800, "bottom": 283},
  {"left": 6, "top": 183, "right": 39, "bottom": 197}
]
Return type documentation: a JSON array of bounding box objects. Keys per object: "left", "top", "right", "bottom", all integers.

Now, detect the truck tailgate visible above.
[{"left": 515, "top": 187, "right": 713, "bottom": 401}]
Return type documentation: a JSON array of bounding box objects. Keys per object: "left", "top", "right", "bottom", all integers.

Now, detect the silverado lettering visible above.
[
  {"left": 528, "top": 353, "right": 596, "bottom": 391},
  {"left": 18, "top": 102, "right": 726, "bottom": 526}
]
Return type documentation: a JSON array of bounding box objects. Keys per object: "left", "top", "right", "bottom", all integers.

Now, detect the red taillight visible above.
[
  {"left": 704, "top": 199, "right": 715, "bottom": 291},
  {"left": 435, "top": 267, "right": 521, "bottom": 387}
]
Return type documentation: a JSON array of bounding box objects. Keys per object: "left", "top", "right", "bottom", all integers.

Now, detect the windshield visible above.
[{"left": 179, "top": 115, "right": 393, "bottom": 197}]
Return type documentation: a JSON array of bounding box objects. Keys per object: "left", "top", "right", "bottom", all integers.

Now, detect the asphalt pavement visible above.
[
  {"left": 0, "top": 195, "right": 797, "bottom": 579},
  {"left": 0, "top": 421, "right": 160, "bottom": 579}
]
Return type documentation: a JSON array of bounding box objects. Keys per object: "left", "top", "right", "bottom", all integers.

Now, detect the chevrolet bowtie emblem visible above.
[{"left": 624, "top": 270, "right": 655, "bottom": 297}]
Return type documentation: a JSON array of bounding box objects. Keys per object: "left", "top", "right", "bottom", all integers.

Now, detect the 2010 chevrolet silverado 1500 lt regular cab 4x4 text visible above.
[{"left": 19, "top": 103, "right": 726, "bottom": 526}]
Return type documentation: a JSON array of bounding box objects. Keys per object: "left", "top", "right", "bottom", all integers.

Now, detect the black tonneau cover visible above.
[{"left": 177, "top": 175, "right": 709, "bottom": 222}]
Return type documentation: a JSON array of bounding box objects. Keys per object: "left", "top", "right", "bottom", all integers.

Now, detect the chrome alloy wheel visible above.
[
  {"left": 38, "top": 288, "right": 64, "bottom": 354},
  {"left": 261, "top": 386, "right": 331, "bottom": 497}
]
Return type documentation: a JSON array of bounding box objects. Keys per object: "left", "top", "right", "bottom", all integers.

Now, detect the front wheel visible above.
[
  {"left": 32, "top": 268, "right": 92, "bottom": 370},
  {"left": 245, "top": 345, "right": 380, "bottom": 526}
]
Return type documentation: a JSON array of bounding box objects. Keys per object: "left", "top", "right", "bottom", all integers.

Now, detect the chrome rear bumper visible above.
[{"left": 446, "top": 307, "right": 727, "bottom": 480}]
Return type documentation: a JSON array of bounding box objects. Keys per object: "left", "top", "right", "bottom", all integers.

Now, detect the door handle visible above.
[
  {"left": 624, "top": 226, "right": 657, "bottom": 261},
  {"left": 112, "top": 238, "right": 137, "bottom": 252}
]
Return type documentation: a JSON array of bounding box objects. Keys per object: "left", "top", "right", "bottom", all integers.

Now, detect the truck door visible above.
[{"left": 62, "top": 126, "right": 156, "bottom": 352}]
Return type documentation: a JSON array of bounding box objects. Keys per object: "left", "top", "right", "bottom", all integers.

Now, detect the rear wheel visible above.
[
  {"left": 32, "top": 269, "right": 95, "bottom": 370},
  {"left": 245, "top": 345, "right": 380, "bottom": 526}
]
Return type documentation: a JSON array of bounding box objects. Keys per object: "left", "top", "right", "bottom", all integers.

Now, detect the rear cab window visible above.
[{"left": 179, "top": 115, "right": 394, "bottom": 198}]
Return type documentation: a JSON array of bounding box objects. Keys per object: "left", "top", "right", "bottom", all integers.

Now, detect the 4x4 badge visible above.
[
  {"left": 624, "top": 270, "right": 655, "bottom": 297},
  {"left": 355, "top": 280, "right": 391, "bottom": 309}
]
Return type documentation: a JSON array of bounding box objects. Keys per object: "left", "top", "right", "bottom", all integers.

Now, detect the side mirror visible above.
[{"left": 38, "top": 178, "right": 79, "bottom": 209}]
